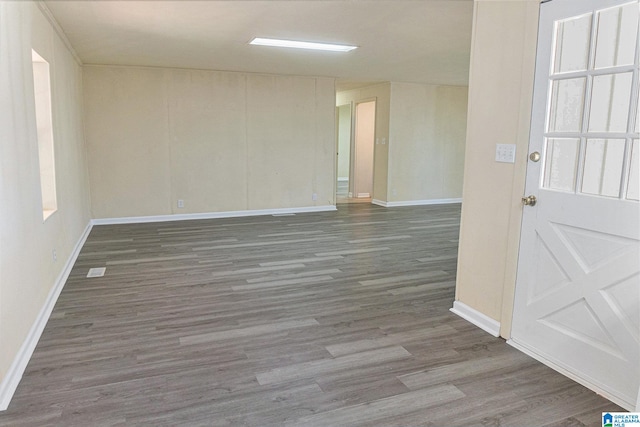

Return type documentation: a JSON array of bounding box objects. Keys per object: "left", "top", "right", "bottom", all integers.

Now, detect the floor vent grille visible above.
[{"left": 87, "top": 267, "right": 106, "bottom": 278}]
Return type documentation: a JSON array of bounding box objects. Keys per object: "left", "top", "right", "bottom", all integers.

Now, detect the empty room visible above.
[{"left": 0, "top": 0, "right": 638, "bottom": 425}]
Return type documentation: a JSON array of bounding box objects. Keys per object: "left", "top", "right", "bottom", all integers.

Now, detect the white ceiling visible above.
[{"left": 45, "top": 0, "right": 474, "bottom": 89}]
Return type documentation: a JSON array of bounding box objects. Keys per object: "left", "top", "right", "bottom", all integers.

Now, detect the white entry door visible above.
[{"left": 510, "top": 0, "right": 640, "bottom": 411}]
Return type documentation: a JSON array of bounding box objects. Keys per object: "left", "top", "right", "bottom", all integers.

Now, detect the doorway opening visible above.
[
  {"left": 336, "top": 103, "right": 351, "bottom": 200},
  {"left": 336, "top": 100, "right": 376, "bottom": 204}
]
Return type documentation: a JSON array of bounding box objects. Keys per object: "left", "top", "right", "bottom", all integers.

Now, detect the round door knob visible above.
[
  {"left": 522, "top": 195, "right": 537, "bottom": 206},
  {"left": 529, "top": 152, "right": 541, "bottom": 162}
]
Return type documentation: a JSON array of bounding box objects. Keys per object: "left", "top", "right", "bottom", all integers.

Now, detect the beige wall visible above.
[
  {"left": 83, "top": 66, "right": 336, "bottom": 218},
  {"left": 0, "top": 1, "right": 91, "bottom": 388},
  {"left": 388, "top": 83, "right": 468, "bottom": 203},
  {"left": 337, "top": 83, "right": 391, "bottom": 202},
  {"left": 455, "top": 0, "right": 540, "bottom": 337}
]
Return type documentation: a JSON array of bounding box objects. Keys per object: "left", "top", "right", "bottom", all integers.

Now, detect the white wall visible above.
[
  {"left": 83, "top": 66, "right": 336, "bottom": 219},
  {"left": 0, "top": 0, "right": 91, "bottom": 399},
  {"left": 388, "top": 83, "right": 468, "bottom": 203},
  {"left": 454, "top": 0, "right": 540, "bottom": 337}
]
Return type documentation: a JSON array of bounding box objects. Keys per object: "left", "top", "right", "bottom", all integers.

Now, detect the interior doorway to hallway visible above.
[
  {"left": 336, "top": 99, "right": 376, "bottom": 204},
  {"left": 336, "top": 103, "right": 351, "bottom": 201}
]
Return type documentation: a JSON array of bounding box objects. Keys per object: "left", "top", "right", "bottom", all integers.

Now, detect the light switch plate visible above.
[{"left": 496, "top": 144, "right": 516, "bottom": 163}]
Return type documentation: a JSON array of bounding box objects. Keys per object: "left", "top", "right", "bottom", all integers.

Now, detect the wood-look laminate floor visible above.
[{"left": 0, "top": 204, "right": 622, "bottom": 426}]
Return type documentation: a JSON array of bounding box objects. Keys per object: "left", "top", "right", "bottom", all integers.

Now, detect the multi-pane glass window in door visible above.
[{"left": 543, "top": 2, "right": 639, "bottom": 200}]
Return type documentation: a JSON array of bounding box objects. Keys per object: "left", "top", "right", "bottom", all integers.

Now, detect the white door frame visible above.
[{"left": 336, "top": 102, "right": 353, "bottom": 200}]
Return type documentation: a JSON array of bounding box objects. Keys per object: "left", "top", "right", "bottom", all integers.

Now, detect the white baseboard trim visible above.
[
  {"left": 356, "top": 193, "right": 370, "bottom": 198},
  {"left": 386, "top": 198, "right": 462, "bottom": 207},
  {"left": 371, "top": 199, "right": 462, "bottom": 208},
  {"left": 507, "top": 338, "right": 636, "bottom": 411},
  {"left": 91, "top": 205, "right": 337, "bottom": 225},
  {"left": 337, "top": 177, "right": 349, "bottom": 182},
  {"left": 0, "top": 221, "right": 93, "bottom": 411},
  {"left": 450, "top": 301, "right": 500, "bottom": 337},
  {"left": 372, "top": 198, "right": 463, "bottom": 208}
]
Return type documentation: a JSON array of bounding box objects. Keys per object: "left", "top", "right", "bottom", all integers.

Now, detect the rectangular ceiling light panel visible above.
[{"left": 250, "top": 37, "right": 357, "bottom": 52}]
